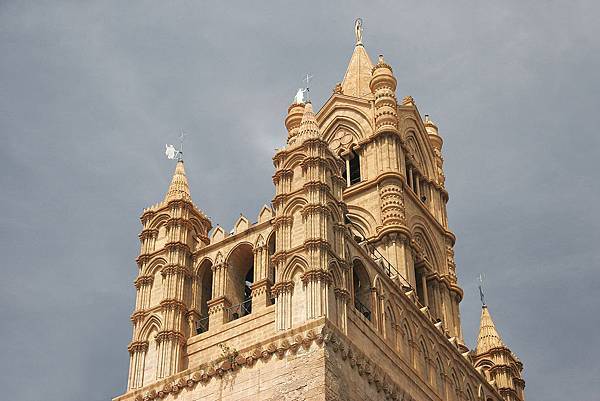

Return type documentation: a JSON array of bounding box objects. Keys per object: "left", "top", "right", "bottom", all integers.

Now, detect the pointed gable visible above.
[{"left": 233, "top": 214, "right": 250, "bottom": 234}]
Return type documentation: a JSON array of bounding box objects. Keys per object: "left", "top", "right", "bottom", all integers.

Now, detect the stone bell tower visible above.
[
  {"left": 128, "top": 161, "right": 211, "bottom": 390},
  {"left": 319, "top": 31, "right": 462, "bottom": 341},
  {"left": 114, "top": 20, "right": 524, "bottom": 401}
]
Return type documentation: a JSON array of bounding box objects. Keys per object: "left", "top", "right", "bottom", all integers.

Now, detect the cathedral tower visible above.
[{"left": 115, "top": 22, "right": 524, "bottom": 401}]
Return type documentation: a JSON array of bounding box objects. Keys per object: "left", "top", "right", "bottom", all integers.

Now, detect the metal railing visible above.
[
  {"left": 227, "top": 298, "right": 252, "bottom": 321},
  {"left": 347, "top": 218, "right": 414, "bottom": 291},
  {"left": 195, "top": 316, "right": 209, "bottom": 335},
  {"left": 354, "top": 297, "right": 372, "bottom": 321}
]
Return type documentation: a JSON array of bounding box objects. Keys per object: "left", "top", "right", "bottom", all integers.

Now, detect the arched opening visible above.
[
  {"left": 196, "top": 260, "right": 213, "bottom": 334},
  {"left": 227, "top": 243, "right": 254, "bottom": 321},
  {"left": 352, "top": 260, "right": 372, "bottom": 321},
  {"left": 349, "top": 150, "right": 361, "bottom": 185},
  {"left": 342, "top": 149, "right": 361, "bottom": 187}
]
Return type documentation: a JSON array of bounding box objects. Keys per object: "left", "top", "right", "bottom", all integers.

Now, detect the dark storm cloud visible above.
[{"left": 1, "top": 1, "right": 598, "bottom": 400}]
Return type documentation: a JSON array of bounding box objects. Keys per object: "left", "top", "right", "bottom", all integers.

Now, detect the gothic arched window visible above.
[{"left": 349, "top": 150, "right": 361, "bottom": 185}]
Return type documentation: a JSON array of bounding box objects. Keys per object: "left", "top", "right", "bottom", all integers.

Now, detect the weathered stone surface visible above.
[{"left": 115, "top": 24, "right": 524, "bottom": 401}]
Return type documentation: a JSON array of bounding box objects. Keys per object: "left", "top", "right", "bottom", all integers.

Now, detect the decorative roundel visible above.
[{"left": 330, "top": 130, "right": 354, "bottom": 152}]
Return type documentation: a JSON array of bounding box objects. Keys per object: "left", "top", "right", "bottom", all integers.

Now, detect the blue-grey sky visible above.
[{"left": 1, "top": 1, "right": 598, "bottom": 400}]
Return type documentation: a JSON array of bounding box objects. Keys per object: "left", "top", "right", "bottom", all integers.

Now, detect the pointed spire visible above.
[
  {"left": 165, "top": 160, "right": 192, "bottom": 202},
  {"left": 341, "top": 22, "right": 374, "bottom": 98},
  {"left": 475, "top": 305, "right": 505, "bottom": 354},
  {"left": 298, "top": 102, "right": 320, "bottom": 139}
]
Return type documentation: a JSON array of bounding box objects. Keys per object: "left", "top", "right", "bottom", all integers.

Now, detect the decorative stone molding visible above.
[
  {"left": 159, "top": 299, "right": 187, "bottom": 312},
  {"left": 163, "top": 241, "right": 191, "bottom": 253},
  {"left": 139, "top": 228, "right": 159, "bottom": 241},
  {"left": 130, "top": 310, "right": 148, "bottom": 323},
  {"left": 379, "top": 181, "right": 406, "bottom": 226},
  {"left": 160, "top": 264, "right": 189, "bottom": 277},
  {"left": 155, "top": 330, "right": 186, "bottom": 345},
  {"left": 250, "top": 279, "right": 270, "bottom": 297},
  {"left": 134, "top": 275, "right": 154, "bottom": 289},
  {"left": 128, "top": 323, "right": 415, "bottom": 401},
  {"left": 334, "top": 288, "right": 351, "bottom": 302},
  {"left": 207, "top": 297, "right": 231, "bottom": 315},
  {"left": 128, "top": 340, "right": 149, "bottom": 354},
  {"left": 271, "top": 281, "right": 294, "bottom": 296},
  {"left": 302, "top": 270, "right": 333, "bottom": 285}
]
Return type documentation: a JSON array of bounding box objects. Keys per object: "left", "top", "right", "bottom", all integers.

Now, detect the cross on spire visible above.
[
  {"left": 303, "top": 73, "right": 313, "bottom": 102},
  {"left": 304, "top": 73, "right": 313, "bottom": 88},
  {"left": 178, "top": 129, "right": 186, "bottom": 161}
]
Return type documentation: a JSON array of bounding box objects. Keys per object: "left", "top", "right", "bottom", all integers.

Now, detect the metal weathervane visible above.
[
  {"left": 165, "top": 129, "right": 186, "bottom": 161},
  {"left": 478, "top": 273, "right": 487, "bottom": 307}
]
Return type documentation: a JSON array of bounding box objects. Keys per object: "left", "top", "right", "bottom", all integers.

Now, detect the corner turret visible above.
[
  {"left": 370, "top": 54, "right": 399, "bottom": 134},
  {"left": 472, "top": 305, "right": 526, "bottom": 401},
  {"left": 285, "top": 97, "right": 305, "bottom": 145},
  {"left": 127, "top": 160, "right": 212, "bottom": 390}
]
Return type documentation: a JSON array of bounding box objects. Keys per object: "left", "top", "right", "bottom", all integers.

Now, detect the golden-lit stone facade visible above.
[{"left": 115, "top": 27, "right": 524, "bottom": 401}]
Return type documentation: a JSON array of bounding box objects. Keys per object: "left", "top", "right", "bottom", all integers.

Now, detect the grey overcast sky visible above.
[{"left": 1, "top": 1, "right": 598, "bottom": 400}]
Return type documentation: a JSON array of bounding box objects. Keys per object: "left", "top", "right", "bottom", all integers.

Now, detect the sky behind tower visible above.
[{"left": 1, "top": 1, "right": 599, "bottom": 400}]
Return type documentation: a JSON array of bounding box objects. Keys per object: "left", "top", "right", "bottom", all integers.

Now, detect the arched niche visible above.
[{"left": 290, "top": 264, "right": 306, "bottom": 327}]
